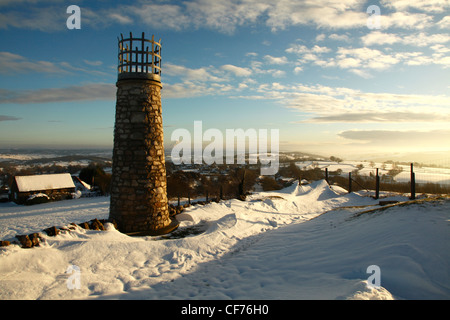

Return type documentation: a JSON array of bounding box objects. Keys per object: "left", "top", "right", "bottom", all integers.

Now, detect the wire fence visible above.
[{"left": 325, "top": 159, "right": 450, "bottom": 198}]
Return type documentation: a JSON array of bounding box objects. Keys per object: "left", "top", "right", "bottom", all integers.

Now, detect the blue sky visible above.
[{"left": 0, "top": 0, "right": 449, "bottom": 159}]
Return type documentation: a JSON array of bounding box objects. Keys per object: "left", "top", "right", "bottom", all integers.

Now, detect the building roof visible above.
[{"left": 14, "top": 173, "right": 75, "bottom": 192}]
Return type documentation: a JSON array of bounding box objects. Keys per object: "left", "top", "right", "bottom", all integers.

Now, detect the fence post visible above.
[
  {"left": 348, "top": 172, "right": 352, "bottom": 193},
  {"left": 375, "top": 168, "right": 380, "bottom": 199},
  {"left": 325, "top": 168, "right": 329, "bottom": 185},
  {"left": 410, "top": 163, "right": 416, "bottom": 200}
]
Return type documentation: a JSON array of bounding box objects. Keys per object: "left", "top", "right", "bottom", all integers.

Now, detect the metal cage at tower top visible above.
[{"left": 118, "top": 32, "right": 162, "bottom": 80}]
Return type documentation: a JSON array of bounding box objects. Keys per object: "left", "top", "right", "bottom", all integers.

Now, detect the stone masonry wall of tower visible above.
[{"left": 109, "top": 78, "right": 171, "bottom": 234}]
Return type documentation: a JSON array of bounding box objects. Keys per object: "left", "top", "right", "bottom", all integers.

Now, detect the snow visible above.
[
  {"left": 0, "top": 180, "right": 449, "bottom": 300},
  {"left": 14, "top": 173, "right": 75, "bottom": 192}
]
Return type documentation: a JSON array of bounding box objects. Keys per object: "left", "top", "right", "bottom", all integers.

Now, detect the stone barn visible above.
[{"left": 11, "top": 173, "right": 76, "bottom": 204}]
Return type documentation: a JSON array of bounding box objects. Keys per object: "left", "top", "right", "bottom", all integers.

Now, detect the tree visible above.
[
  {"left": 79, "top": 163, "right": 111, "bottom": 195},
  {"left": 167, "top": 171, "right": 190, "bottom": 199},
  {"left": 330, "top": 156, "right": 343, "bottom": 163},
  {"left": 79, "top": 163, "right": 106, "bottom": 186},
  {"left": 387, "top": 164, "right": 403, "bottom": 178},
  {"left": 261, "top": 176, "right": 281, "bottom": 191}
]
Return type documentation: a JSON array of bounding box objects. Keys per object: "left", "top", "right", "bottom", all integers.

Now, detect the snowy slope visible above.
[{"left": 0, "top": 181, "right": 449, "bottom": 300}]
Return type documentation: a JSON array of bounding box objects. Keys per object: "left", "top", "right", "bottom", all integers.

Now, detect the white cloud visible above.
[
  {"left": 83, "top": 60, "right": 103, "bottom": 67},
  {"left": 264, "top": 55, "right": 288, "bottom": 65},
  {"left": 286, "top": 44, "right": 331, "bottom": 55},
  {"left": 381, "top": 0, "right": 450, "bottom": 13},
  {"left": 221, "top": 64, "right": 252, "bottom": 77},
  {"left": 0, "top": 6, "right": 64, "bottom": 31},
  {"left": 336, "top": 47, "right": 400, "bottom": 71},
  {"left": 328, "top": 34, "right": 351, "bottom": 42},
  {"left": 361, "top": 31, "right": 401, "bottom": 46},
  {"left": 437, "top": 16, "right": 450, "bottom": 29},
  {"left": 315, "top": 34, "right": 326, "bottom": 42},
  {"left": 0, "top": 51, "right": 109, "bottom": 77},
  {"left": 294, "top": 66, "right": 303, "bottom": 74},
  {"left": 127, "top": 4, "right": 191, "bottom": 31},
  {"left": 382, "top": 11, "right": 434, "bottom": 29},
  {"left": 2, "top": 0, "right": 445, "bottom": 34},
  {"left": 337, "top": 57, "right": 361, "bottom": 69},
  {"left": 250, "top": 82, "right": 450, "bottom": 124},
  {"left": 108, "top": 13, "right": 133, "bottom": 25},
  {"left": 306, "top": 112, "right": 450, "bottom": 123},
  {"left": 0, "top": 83, "right": 116, "bottom": 104},
  {"left": 402, "top": 32, "right": 450, "bottom": 47},
  {"left": 338, "top": 129, "right": 450, "bottom": 148},
  {"left": 0, "top": 51, "right": 67, "bottom": 74},
  {"left": 264, "top": 0, "right": 367, "bottom": 31},
  {"left": 272, "top": 70, "right": 286, "bottom": 78},
  {"left": 164, "top": 63, "right": 223, "bottom": 82}
]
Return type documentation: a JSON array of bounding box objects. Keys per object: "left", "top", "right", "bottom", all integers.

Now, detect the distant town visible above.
[{"left": 1, "top": 149, "right": 449, "bottom": 205}]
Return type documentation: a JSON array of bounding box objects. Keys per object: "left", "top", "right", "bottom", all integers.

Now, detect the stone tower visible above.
[{"left": 110, "top": 32, "right": 178, "bottom": 235}]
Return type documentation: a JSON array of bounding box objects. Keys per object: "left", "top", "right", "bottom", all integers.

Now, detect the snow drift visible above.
[{"left": 0, "top": 180, "right": 449, "bottom": 300}]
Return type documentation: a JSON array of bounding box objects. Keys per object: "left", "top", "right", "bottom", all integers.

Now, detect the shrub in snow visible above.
[{"left": 26, "top": 193, "right": 50, "bottom": 206}]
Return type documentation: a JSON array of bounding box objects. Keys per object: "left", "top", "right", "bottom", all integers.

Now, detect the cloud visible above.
[
  {"left": 361, "top": 31, "right": 401, "bottom": 46},
  {"left": 0, "top": 51, "right": 67, "bottom": 74},
  {"left": 83, "top": 60, "right": 103, "bottom": 66},
  {"left": 338, "top": 129, "right": 450, "bottom": 146},
  {"left": 294, "top": 66, "right": 303, "bottom": 74},
  {"left": 303, "top": 112, "right": 450, "bottom": 123},
  {"left": 221, "top": 64, "right": 252, "bottom": 77},
  {"left": 250, "top": 82, "right": 450, "bottom": 123},
  {"left": 328, "top": 33, "right": 351, "bottom": 42},
  {"left": 286, "top": 44, "right": 332, "bottom": 69},
  {"left": 0, "top": 115, "right": 22, "bottom": 122},
  {"left": 381, "top": 11, "right": 434, "bottom": 29},
  {"left": 1, "top": 0, "right": 445, "bottom": 34},
  {"left": 348, "top": 68, "right": 373, "bottom": 78},
  {"left": 0, "top": 83, "right": 116, "bottom": 104},
  {"left": 0, "top": 51, "right": 109, "bottom": 76},
  {"left": 0, "top": 6, "right": 65, "bottom": 32},
  {"left": 286, "top": 44, "right": 331, "bottom": 55},
  {"left": 164, "top": 63, "right": 223, "bottom": 82},
  {"left": 338, "top": 47, "right": 398, "bottom": 68},
  {"left": 437, "top": 16, "right": 450, "bottom": 29},
  {"left": 126, "top": 3, "right": 191, "bottom": 31},
  {"left": 362, "top": 31, "right": 450, "bottom": 47},
  {"left": 107, "top": 13, "right": 133, "bottom": 25},
  {"left": 264, "top": 55, "right": 288, "bottom": 65},
  {"left": 264, "top": 0, "right": 367, "bottom": 31},
  {"left": 381, "top": 0, "right": 450, "bottom": 13},
  {"left": 163, "top": 80, "right": 244, "bottom": 99}
]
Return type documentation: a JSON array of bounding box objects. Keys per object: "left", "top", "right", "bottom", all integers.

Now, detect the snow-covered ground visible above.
[{"left": 0, "top": 180, "right": 449, "bottom": 300}]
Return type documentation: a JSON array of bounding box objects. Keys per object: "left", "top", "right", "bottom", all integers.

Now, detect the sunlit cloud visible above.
[{"left": 0, "top": 83, "right": 116, "bottom": 104}]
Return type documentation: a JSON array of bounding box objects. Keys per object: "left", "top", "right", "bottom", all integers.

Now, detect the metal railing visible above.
[{"left": 118, "top": 32, "right": 162, "bottom": 76}]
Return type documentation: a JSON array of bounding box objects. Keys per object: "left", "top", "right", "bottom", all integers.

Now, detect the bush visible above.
[
  {"left": 26, "top": 193, "right": 50, "bottom": 205},
  {"left": 79, "top": 163, "right": 111, "bottom": 195},
  {"left": 261, "top": 176, "right": 282, "bottom": 191}
]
